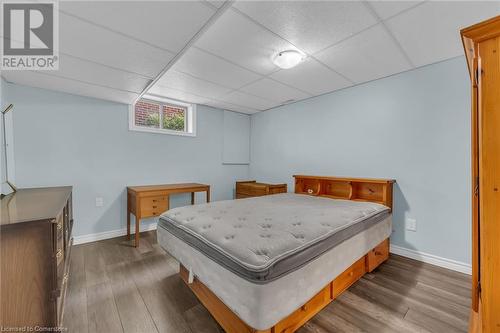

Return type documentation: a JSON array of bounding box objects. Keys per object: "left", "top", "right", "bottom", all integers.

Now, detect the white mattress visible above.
[
  {"left": 157, "top": 214, "right": 392, "bottom": 330},
  {"left": 159, "top": 193, "right": 389, "bottom": 283}
]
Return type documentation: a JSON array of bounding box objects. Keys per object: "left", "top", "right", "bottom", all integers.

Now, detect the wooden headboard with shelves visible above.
[{"left": 293, "top": 175, "right": 396, "bottom": 210}]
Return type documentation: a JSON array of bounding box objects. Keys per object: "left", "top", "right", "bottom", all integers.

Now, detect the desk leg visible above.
[
  {"left": 191, "top": 192, "right": 195, "bottom": 205},
  {"left": 135, "top": 214, "right": 141, "bottom": 248},
  {"left": 207, "top": 188, "right": 210, "bottom": 203},
  {"left": 135, "top": 197, "right": 141, "bottom": 248},
  {"left": 127, "top": 193, "right": 131, "bottom": 240}
]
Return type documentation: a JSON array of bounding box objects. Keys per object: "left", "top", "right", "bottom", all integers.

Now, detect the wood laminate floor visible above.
[{"left": 65, "top": 231, "right": 471, "bottom": 333}]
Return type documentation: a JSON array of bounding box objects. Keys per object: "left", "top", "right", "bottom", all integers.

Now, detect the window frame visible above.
[{"left": 129, "top": 95, "right": 196, "bottom": 137}]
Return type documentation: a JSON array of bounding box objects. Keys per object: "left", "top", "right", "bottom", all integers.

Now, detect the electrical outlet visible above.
[
  {"left": 405, "top": 218, "right": 417, "bottom": 232},
  {"left": 95, "top": 197, "right": 104, "bottom": 207}
]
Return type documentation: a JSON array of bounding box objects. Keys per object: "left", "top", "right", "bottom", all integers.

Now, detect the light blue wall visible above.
[
  {"left": 0, "top": 77, "right": 15, "bottom": 195},
  {"left": 0, "top": 78, "right": 4, "bottom": 192},
  {"left": 4, "top": 82, "right": 249, "bottom": 237},
  {"left": 223, "top": 110, "right": 250, "bottom": 164},
  {"left": 249, "top": 57, "right": 471, "bottom": 264}
]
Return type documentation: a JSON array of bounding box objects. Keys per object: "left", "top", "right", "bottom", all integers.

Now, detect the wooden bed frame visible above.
[{"left": 180, "top": 175, "right": 395, "bottom": 333}]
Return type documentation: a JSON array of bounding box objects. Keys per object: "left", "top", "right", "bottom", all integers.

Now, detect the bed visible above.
[{"left": 157, "top": 175, "right": 395, "bottom": 333}]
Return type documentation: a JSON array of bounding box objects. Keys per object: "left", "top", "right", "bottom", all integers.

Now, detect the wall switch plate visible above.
[
  {"left": 405, "top": 218, "right": 417, "bottom": 232},
  {"left": 95, "top": 197, "right": 104, "bottom": 207}
]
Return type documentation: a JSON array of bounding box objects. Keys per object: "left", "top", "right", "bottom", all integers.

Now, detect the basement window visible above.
[{"left": 129, "top": 96, "right": 196, "bottom": 136}]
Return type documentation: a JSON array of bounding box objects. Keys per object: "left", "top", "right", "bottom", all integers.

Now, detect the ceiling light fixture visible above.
[{"left": 272, "top": 50, "right": 305, "bottom": 69}]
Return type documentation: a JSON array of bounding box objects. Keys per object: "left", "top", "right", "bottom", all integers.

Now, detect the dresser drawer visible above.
[
  {"left": 333, "top": 257, "right": 365, "bottom": 297},
  {"left": 56, "top": 271, "right": 68, "bottom": 325},
  {"left": 55, "top": 215, "right": 64, "bottom": 240},
  {"left": 56, "top": 238, "right": 71, "bottom": 325},
  {"left": 55, "top": 245, "right": 64, "bottom": 267},
  {"left": 274, "top": 285, "right": 331, "bottom": 333},
  {"left": 140, "top": 196, "right": 169, "bottom": 217},
  {"left": 366, "top": 239, "right": 389, "bottom": 272},
  {"left": 53, "top": 213, "right": 65, "bottom": 267}
]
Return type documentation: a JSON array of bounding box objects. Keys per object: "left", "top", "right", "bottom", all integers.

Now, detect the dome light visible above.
[{"left": 272, "top": 50, "right": 305, "bottom": 69}]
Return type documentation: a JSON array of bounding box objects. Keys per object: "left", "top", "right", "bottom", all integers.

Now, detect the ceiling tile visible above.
[
  {"left": 195, "top": 9, "right": 300, "bottom": 75},
  {"left": 368, "top": 1, "right": 423, "bottom": 20},
  {"left": 60, "top": 1, "right": 215, "bottom": 53},
  {"left": 173, "top": 47, "right": 261, "bottom": 89},
  {"left": 385, "top": 1, "right": 500, "bottom": 67},
  {"left": 2, "top": 71, "right": 138, "bottom": 104},
  {"left": 219, "top": 90, "right": 277, "bottom": 110},
  {"left": 147, "top": 85, "right": 212, "bottom": 105},
  {"left": 270, "top": 58, "right": 352, "bottom": 95},
  {"left": 51, "top": 55, "right": 150, "bottom": 93},
  {"left": 233, "top": 1, "right": 378, "bottom": 55},
  {"left": 239, "top": 78, "right": 311, "bottom": 104},
  {"left": 204, "top": 100, "right": 258, "bottom": 114},
  {"left": 206, "top": 0, "right": 226, "bottom": 9},
  {"left": 315, "top": 24, "right": 411, "bottom": 84},
  {"left": 60, "top": 13, "right": 175, "bottom": 78},
  {"left": 155, "top": 70, "right": 232, "bottom": 100}
]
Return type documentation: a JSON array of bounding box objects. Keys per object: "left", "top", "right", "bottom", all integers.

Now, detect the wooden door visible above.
[
  {"left": 478, "top": 35, "right": 500, "bottom": 332},
  {"left": 471, "top": 50, "right": 480, "bottom": 314}
]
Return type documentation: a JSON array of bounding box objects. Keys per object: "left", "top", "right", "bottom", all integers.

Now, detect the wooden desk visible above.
[{"left": 127, "top": 183, "right": 210, "bottom": 247}]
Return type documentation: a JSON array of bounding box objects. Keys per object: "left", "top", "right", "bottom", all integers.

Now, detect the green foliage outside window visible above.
[
  {"left": 163, "top": 113, "right": 185, "bottom": 131},
  {"left": 145, "top": 113, "right": 160, "bottom": 127},
  {"left": 145, "top": 112, "right": 185, "bottom": 131}
]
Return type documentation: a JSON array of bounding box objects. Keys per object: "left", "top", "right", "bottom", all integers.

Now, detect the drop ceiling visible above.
[{"left": 2, "top": 1, "right": 499, "bottom": 114}]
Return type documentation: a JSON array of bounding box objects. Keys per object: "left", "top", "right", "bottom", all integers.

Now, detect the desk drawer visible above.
[{"left": 140, "top": 196, "right": 168, "bottom": 217}]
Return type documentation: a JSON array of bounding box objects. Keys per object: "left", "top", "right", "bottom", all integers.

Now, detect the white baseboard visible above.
[
  {"left": 74, "top": 227, "right": 471, "bottom": 275},
  {"left": 390, "top": 244, "right": 471, "bottom": 275},
  {"left": 73, "top": 223, "right": 158, "bottom": 245}
]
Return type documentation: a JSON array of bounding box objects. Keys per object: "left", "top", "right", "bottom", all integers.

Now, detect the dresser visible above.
[
  {"left": 235, "top": 180, "right": 287, "bottom": 199},
  {"left": 461, "top": 15, "right": 500, "bottom": 333},
  {"left": 0, "top": 187, "right": 73, "bottom": 330}
]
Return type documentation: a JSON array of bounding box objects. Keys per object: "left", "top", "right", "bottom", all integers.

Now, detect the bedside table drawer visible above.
[
  {"left": 237, "top": 183, "right": 268, "bottom": 197},
  {"left": 140, "top": 196, "right": 168, "bottom": 217},
  {"left": 235, "top": 181, "right": 287, "bottom": 199}
]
